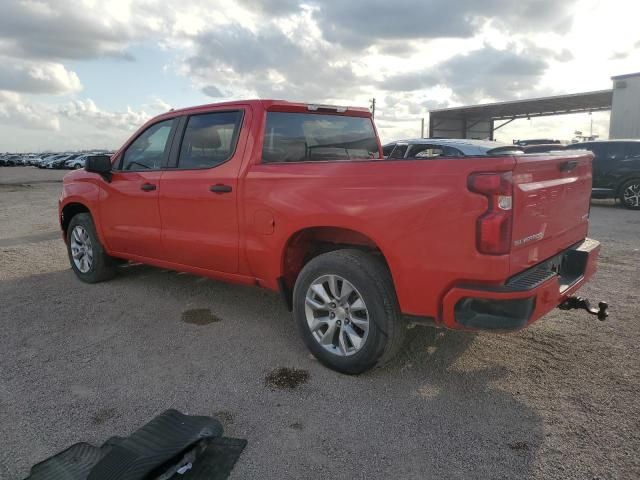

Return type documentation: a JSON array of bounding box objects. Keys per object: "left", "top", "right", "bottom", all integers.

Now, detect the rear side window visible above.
[
  {"left": 177, "top": 111, "right": 243, "bottom": 169},
  {"left": 389, "top": 144, "right": 408, "bottom": 159},
  {"left": 262, "top": 112, "right": 380, "bottom": 163},
  {"left": 626, "top": 142, "right": 640, "bottom": 158},
  {"left": 604, "top": 143, "right": 626, "bottom": 160},
  {"left": 409, "top": 145, "right": 465, "bottom": 158},
  {"left": 382, "top": 144, "right": 396, "bottom": 157}
]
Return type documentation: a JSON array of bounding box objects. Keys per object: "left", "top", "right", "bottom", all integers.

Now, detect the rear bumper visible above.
[{"left": 441, "top": 238, "right": 600, "bottom": 331}]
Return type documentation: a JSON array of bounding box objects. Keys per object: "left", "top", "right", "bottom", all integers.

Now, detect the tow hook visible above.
[{"left": 559, "top": 296, "right": 609, "bottom": 321}]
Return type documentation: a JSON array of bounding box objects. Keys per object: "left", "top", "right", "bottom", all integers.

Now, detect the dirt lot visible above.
[{"left": 1, "top": 167, "right": 639, "bottom": 479}]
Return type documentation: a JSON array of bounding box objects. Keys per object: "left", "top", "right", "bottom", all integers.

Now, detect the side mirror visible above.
[{"left": 85, "top": 155, "right": 113, "bottom": 182}]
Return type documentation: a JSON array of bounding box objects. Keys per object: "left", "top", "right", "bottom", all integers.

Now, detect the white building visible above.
[{"left": 609, "top": 72, "right": 640, "bottom": 139}]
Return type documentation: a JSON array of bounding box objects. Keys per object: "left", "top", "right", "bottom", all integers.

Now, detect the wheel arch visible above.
[
  {"left": 615, "top": 176, "right": 640, "bottom": 197},
  {"left": 60, "top": 202, "right": 92, "bottom": 238},
  {"left": 278, "top": 226, "right": 395, "bottom": 310}
]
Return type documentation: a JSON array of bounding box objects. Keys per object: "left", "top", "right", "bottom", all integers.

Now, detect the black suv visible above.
[{"left": 565, "top": 140, "right": 640, "bottom": 210}]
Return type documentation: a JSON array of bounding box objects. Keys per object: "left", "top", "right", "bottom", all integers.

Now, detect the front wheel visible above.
[
  {"left": 619, "top": 179, "right": 640, "bottom": 210},
  {"left": 292, "top": 249, "right": 406, "bottom": 374},
  {"left": 66, "top": 213, "right": 116, "bottom": 283}
]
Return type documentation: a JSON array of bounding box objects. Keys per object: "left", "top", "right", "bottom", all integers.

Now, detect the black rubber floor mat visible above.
[
  {"left": 24, "top": 410, "right": 246, "bottom": 480},
  {"left": 179, "top": 438, "right": 248, "bottom": 480}
]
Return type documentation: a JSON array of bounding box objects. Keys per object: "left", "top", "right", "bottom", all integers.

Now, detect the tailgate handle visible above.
[{"left": 559, "top": 160, "right": 578, "bottom": 172}]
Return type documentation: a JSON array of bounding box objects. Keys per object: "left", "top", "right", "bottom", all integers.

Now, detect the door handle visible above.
[
  {"left": 140, "top": 183, "right": 156, "bottom": 191},
  {"left": 559, "top": 160, "right": 578, "bottom": 172},
  {"left": 209, "top": 184, "right": 233, "bottom": 193}
]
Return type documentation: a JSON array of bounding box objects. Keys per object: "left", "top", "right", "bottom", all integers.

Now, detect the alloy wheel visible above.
[
  {"left": 70, "top": 225, "right": 93, "bottom": 273},
  {"left": 623, "top": 183, "right": 640, "bottom": 208},
  {"left": 304, "top": 274, "right": 370, "bottom": 356}
]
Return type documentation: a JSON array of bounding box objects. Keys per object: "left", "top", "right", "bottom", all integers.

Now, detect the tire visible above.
[
  {"left": 619, "top": 179, "right": 640, "bottom": 210},
  {"left": 66, "top": 213, "right": 116, "bottom": 283},
  {"left": 292, "top": 249, "right": 406, "bottom": 374}
]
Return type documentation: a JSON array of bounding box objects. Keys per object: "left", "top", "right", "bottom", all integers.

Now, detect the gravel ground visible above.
[{"left": 1, "top": 167, "right": 638, "bottom": 479}]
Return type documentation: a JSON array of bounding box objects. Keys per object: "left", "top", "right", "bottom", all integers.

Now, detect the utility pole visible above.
[
  {"left": 370, "top": 98, "right": 376, "bottom": 119},
  {"left": 421, "top": 118, "right": 425, "bottom": 138}
]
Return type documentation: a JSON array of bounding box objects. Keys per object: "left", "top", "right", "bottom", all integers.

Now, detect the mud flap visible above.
[{"left": 25, "top": 410, "right": 246, "bottom": 480}]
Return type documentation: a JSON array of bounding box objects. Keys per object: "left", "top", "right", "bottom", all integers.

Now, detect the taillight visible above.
[{"left": 468, "top": 171, "right": 513, "bottom": 255}]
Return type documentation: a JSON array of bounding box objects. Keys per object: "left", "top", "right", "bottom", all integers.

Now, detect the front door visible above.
[
  {"left": 99, "top": 118, "right": 176, "bottom": 259},
  {"left": 158, "top": 109, "right": 249, "bottom": 273}
]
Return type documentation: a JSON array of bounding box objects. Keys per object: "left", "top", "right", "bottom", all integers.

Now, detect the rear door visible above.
[
  {"left": 100, "top": 118, "right": 176, "bottom": 258},
  {"left": 158, "top": 108, "right": 249, "bottom": 273},
  {"left": 510, "top": 151, "right": 592, "bottom": 274}
]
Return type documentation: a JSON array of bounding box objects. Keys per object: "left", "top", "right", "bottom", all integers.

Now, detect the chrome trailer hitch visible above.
[{"left": 558, "top": 296, "right": 609, "bottom": 321}]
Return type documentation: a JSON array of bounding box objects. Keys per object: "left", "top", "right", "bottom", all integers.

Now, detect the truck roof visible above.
[{"left": 165, "top": 99, "right": 371, "bottom": 116}]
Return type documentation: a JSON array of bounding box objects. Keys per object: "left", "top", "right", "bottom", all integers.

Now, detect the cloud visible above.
[
  {"left": 185, "top": 24, "right": 361, "bottom": 101},
  {"left": 202, "top": 85, "right": 225, "bottom": 97},
  {"left": 379, "top": 44, "right": 553, "bottom": 103},
  {"left": 309, "top": 0, "right": 578, "bottom": 49},
  {"left": 609, "top": 51, "right": 629, "bottom": 60},
  {"left": 0, "top": 91, "right": 60, "bottom": 130},
  {"left": 59, "top": 99, "right": 152, "bottom": 131},
  {"left": 236, "top": 0, "right": 301, "bottom": 15},
  {"left": 0, "top": 1, "right": 152, "bottom": 61},
  {"left": 0, "top": 59, "right": 82, "bottom": 95}
]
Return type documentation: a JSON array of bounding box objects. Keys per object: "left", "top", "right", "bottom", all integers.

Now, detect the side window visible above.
[
  {"left": 409, "top": 144, "right": 445, "bottom": 158},
  {"left": 604, "top": 143, "right": 625, "bottom": 161},
  {"left": 626, "top": 142, "right": 640, "bottom": 158},
  {"left": 121, "top": 119, "right": 174, "bottom": 170},
  {"left": 177, "top": 111, "right": 243, "bottom": 169},
  {"left": 389, "top": 144, "right": 408, "bottom": 159},
  {"left": 382, "top": 144, "right": 396, "bottom": 157},
  {"left": 573, "top": 143, "right": 601, "bottom": 158},
  {"left": 444, "top": 146, "right": 464, "bottom": 157}
]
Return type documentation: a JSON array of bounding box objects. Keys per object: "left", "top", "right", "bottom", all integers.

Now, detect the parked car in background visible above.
[
  {"left": 47, "top": 153, "right": 81, "bottom": 169},
  {"left": 383, "top": 138, "right": 523, "bottom": 158},
  {"left": 1, "top": 154, "right": 21, "bottom": 166},
  {"left": 565, "top": 139, "right": 640, "bottom": 209},
  {"left": 514, "top": 139, "right": 562, "bottom": 146},
  {"left": 59, "top": 99, "right": 600, "bottom": 374},
  {"left": 21, "top": 154, "right": 41, "bottom": 165},
  {"left": 520, "top": 144, "right": 567, "bottom": 154},
  {"left": 38, "top": 154, "right": 65, "bottom": 168},
  {"left": 65, "top": 155, "right": 88, "bottom": 169}
]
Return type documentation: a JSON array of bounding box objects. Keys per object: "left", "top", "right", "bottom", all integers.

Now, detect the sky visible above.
[{"left": 0, "top": 0, "right": 638, "bottom": 152}]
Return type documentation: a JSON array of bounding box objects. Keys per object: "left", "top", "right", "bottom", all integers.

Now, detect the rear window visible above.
[
  {"left": 177, "top": 111, "right": 243, "bottom": 169},
  {"left": 262, "top": 112, "right": 380, "bottom": 163}
]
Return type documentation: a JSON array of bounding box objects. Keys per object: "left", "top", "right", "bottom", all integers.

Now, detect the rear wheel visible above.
[
  {"left": 619, "top": 179, "right": 640, "bottom": 210},
  {"left": 66, "top": 213, "right": 116, "bottom": 283},
  {"left": 293, "top": 249, "right": 406, "bottom": 374}
]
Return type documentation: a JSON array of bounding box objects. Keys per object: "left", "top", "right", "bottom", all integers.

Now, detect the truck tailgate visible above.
[{"left": 510, "top": 151, "right": 593, "bottom": 275}]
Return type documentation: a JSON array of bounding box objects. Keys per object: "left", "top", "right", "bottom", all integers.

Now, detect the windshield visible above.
[{"left": 262, "top": 112, "right": 380, "bottom": 163}]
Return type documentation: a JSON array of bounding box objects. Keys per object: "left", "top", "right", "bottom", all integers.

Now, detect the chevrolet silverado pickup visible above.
[{"left": 59, "top": 100, "right": 601, "bottom": 374}]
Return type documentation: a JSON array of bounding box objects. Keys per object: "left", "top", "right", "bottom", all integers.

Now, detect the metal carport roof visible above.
[
  {"left": 428, "top": 90, "right": 613, "bottom": 139},
  {"left": 429, "top": 89, "right": 613, "bottom": 121}
]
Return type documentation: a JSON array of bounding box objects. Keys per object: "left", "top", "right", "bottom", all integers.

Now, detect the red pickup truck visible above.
[{"left": 59, "top": 99, "right": 601, "bottom": 374}]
